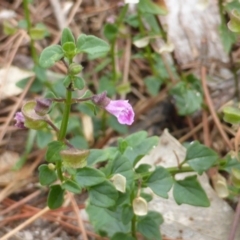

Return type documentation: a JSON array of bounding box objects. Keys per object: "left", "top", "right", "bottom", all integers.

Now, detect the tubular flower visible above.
[
  {"left": 105, "top": 100, "right": 134, "bottom": 125},
  {"left": 92, "top": 92, "right": 134, "bottom": 125},
  {"left": 14, "top": 112, "right": 26, "bottom": 129}
]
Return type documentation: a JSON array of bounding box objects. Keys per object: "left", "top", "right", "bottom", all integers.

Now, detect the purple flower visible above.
[
  {"left": 14, "top": 112, "right": 26, "bottom": 129},
  {"left": 92, "top": 92, "right": 135, "bottom": 125},
  {"left": 106, "top": 15, "right": 116, "bottom": 24},
  {"left": 105, "top": 100, "right": 134, "bottom": 125}
]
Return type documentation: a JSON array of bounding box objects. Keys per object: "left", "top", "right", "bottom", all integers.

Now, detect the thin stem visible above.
[
  {"left": 58, "top": 89, "right": 72, "bottom": 141},
  {"left": 110, "top": 4, "right": 129, "bottom": 82},
  {"left": 45, "top": 119, "right": 74, "bottom": 148},
  {"left": 51, "top": 96, "right": 93, "bottom": 103},
  {"left": 131, "top": 214, "right": 137, "bottom": 239},
  {"left": 137, "top": 10, "right": 157, "bottom": 76},
  {"left": 56, "top": 161, "right": 64, "bottom": 182},
  {"left": 130, "top": 190, "right": 137, "bottom": 239},
  {"left": 23, "top": 0, "right": 38, "bottom": 64}
]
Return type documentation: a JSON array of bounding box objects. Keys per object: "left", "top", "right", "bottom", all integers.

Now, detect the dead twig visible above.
[
  {"left": 200, "top": 66, "right": 232, "bottom": 150},
  {"left": 68, "top": 192, "right": 88, "bottom": 240}
]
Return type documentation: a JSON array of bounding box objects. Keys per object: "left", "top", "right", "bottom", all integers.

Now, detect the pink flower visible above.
[
  {"left": 14, "top": 112, "right": 26, "bottom": 129},
  {"left": 105, "top": 100, "right": 134, "bottom": 125},
  {"left": 92, "top": 92, "right": 135, "bottom": 125}
]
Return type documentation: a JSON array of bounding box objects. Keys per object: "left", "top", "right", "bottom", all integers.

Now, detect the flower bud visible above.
[
  {"left": 92, "top": 91, "right": 110, "bottom": 108},
  {"left": 212, "top": 173, "right": 229, "bottom": 198},
  {"left": 21, "top": 101, "right": 47, "bottom": 130},
  {"left": 34, "top": 98, "right": 52, "bottom": 116},
  {"left": 14, "top": 111, "right": 26, "bottom": 129},
  {"left": 48, "top": 163, "right": 56, "bottom": 170},
  {"left": 61, "top": 148, "right": 89, "bottom": 169},
  {"left": 111, "top": 174, "right": 126, "bottom": 193},
  {"left": 132, "top": 196, "right": 148, "bottom": 216},
  {"left": 69, "top": 63, "right": 83, "bottom": 75}
]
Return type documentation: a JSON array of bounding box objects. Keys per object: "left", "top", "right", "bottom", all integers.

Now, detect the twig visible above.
[
  {"left": 200, "top": 66, "right": 232, "bottom": 150},
  {"left": 186, "top": 116, "right": 197, "bottom": 140},
  {"left": 52, "top": 0, "right": 83, "bottom": 44},
  {"left": 50, "top": 0, "right": 66, "bottom": 30},
  {"left": 68, "top": 192, "right": 88, "bottom": 240},
  {"left": 1, "top": 206, "right": 49, "bottom": 240},
  {"left": 228, "top": 197, "right": 240, "bottom": 240},
  {"left": 179, "top": 116, "right": 213, "bottom": 143},
  {"left": 0, "top": 76, "right": 34, "bottom": 142},
  {"left": 202, "top": 108, "right": 211, "bottom": 147},
  {"left": 0, "top": 189, "right": 42, "bottom": 216}
]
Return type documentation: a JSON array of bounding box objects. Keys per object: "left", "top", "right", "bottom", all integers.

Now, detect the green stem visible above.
[
  {"left": 130, "top": 190, "right": 137, "bottom": 239},
  {"left": 55, "top": 87, "right": 72, "bottom": 182},
  {"left": 131, "top": 214, "right": 137, "bottom": 238},
  {"left": 56, "top": 161, "right": 64, "bottom": 182},
  {"left": 23, "top": 0, "right": 38, "bottom": 64},
  {"left": 58, "top": 89, "right": 72, "bottom": 141},
  {"left": 110, "top": 4, "right": 129, "bottom": 82},
  {"left": 137, "top": 10, "right": 157, "bottom": 76}
]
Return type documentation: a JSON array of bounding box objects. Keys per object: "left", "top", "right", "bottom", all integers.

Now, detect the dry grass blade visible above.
[
  {"left": 0, "top": 76, "right": 34, "bottom": 142},
  {"left": 68, "top": 192, "right": 88, "bottom": 240},
  {"left": 1, "top": 206, "right": 49, "bottom": 240}
]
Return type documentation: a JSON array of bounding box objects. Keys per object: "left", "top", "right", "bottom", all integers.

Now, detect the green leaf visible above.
[
  {"left": 45, "top": 141, "right": 64, "bottom": 163},
  {"left": 62, "top": 42, "right": 76, "bottom": 53},
  {"left": 63, "top": 76, "right": 71, "bottom": 88},
  {"left": 62, "top": 179, "right": 82, "bottom": 194},
  {"left": 219, "top": 23, "right": 237, "bottom": 53},
  {"left": 146, "top": 167, "right": 173, "bottom": 198},
  {"left": 75, "top": 166, "right": 106, "bottom": 187},
  {"left": 87, "top": 148, "right": 116, "bottom": 165},
  {"left": 135, "top": 164, "right": 152, "bottom": 174},
  {"left": 173, "top": 175, "right": 210, "bottom": 207},
  {"left": 104, "top": 23, "right": 118, "bottom": 41},
  {"left": 29, "top": 27, "right": 46, "bottom": 40},
  {"left": 86, "top": 204, "right": 130, "bottom": 237},
  {"left": 16, "top": 77, "right": 43, "bottom": 93},
  {"left": 121, "top": 205, "right": 134, "bottom": 225},
  {"left": 144, "top": 76, "right": 162, "bottom": 96},
  {"left": 107, "top": 115, "right": 128, "bottom": 134},
  {"left": 123, "top": 136, "right": 159, "bottom": 166},
  {"left": 76, "top": 34, "right": 110, "bottom": 56},
  {"left": 137, "top": 214, "right": 161, "bottom": 240},
  {"left": 223, "top": 106, "right": 240, "bottom": 124},
  {"left": 47, "top": 185, "right": 65, "bottom": 209},
  {"left": 145, "top": 211, "right": 164, "bottom": 225},
  {"left": 185, "top": 141, "right": 218, "bottom": 174},
  {"left": 73, "top": 76, "right": 85, "bottom": 90},
  {"left": 36, "top": 130, "right": 52, "bottom": 149},
  {"left": 138, "top": 0, "right": 167, "bottom": 15},
  {"left": 18, "top": 19, "right": 28, "bottom": 29},
  {"left": 170, "top": 81, "right": 203, "bottom": 116},
  {"left": 111, "top": 155, "right": 134, "bottom": 185},
  {"left": 125, "top": 131, "right": 148, "bottom": 147},
  {"left": 61, "top": 28, "right": 75, "bottom": 45},
  {"left": 116, "top": 82, "right": 131, "bottom": 95},
  {"left": 98, "top": 76, "right": 116, "bottom": 96},
  {"left": 140, "top": 192, "right": 153, "bottom": 202},
  {"left": 220, "top": 154, "right": 240, "bottom": 173},
  {"left": 3, "top": 21, "right": 17, "bottom": 35},
  {"left": 38, "top": 164, "right": 57, "bottom": 186},
  {"left": 89, "top": 180, "right": 118, "bottom": 208},
  {"left": 111, "top": 233, "right": 135, "bottom": 240},
  {"left": 39, "top": 45, "right": 64, "bottom": 68},
  {"left": 117, "top": 139, "right": 129, "bottom": 154},
  {"left": 228, "top": 9, "right": 240, "bottom": 33}
]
